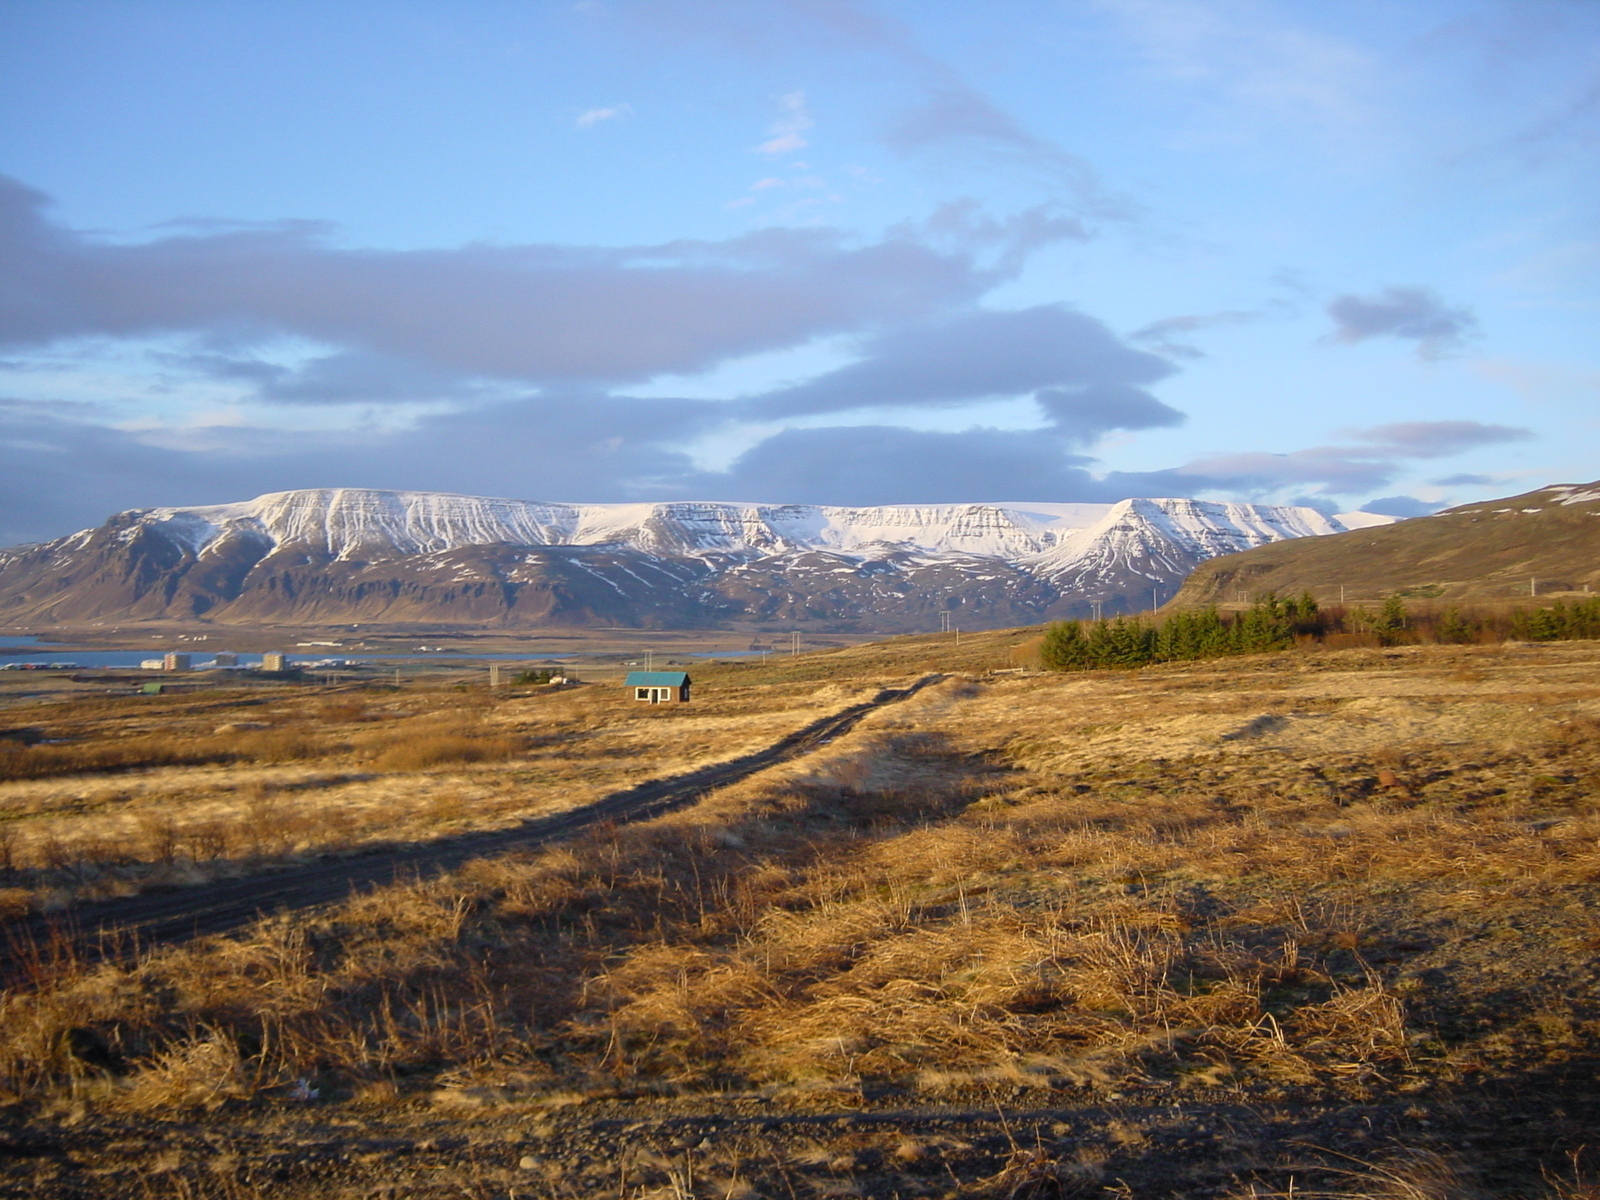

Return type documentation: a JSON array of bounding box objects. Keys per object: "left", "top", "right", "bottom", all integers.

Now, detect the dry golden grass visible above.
[
  {"left": 3, "top": 645, "right": 1596, "bottom": 1099},
  {"left": 2, "top": 639, "right": 1600, "bottom": 1197},
  {"left": 0, "top": 676, "right": 874, "bottom": 907}
]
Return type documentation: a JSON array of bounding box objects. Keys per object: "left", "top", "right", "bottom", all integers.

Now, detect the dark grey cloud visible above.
[
  {"left": 1360, "top": 495, "right": 1444, "bottom": 518},
  {"left": 0, "top": 390, "right": 727, "bottom": 544},
  {"left": 0, "top": 172, "right": 1527, "bottom": 544},
  {"left": 2, "top": 396, "right": 1158, "bottom": 543},
  {"left": 1325, "top": 286, "right": 1479, "bottom": 359},
  {"left": 1128, "top": 448, "right": 1401, "bottom": 497},
  {"left": 0, "top": 173, "right": 1163, "bottom": 542},
  {"left": 0, "top": 386, "right": 1532, "bottom": 546},
  {"left": 745, "top": 304, "right": 1180, "bottom": 441},
  {"left": 708, "top": 423, "right": 1465, "bottom": 510},
  {"left": 0, "top": 405, "right": 263, "bottom": 545},
  {"left": 168, "top": 350, "right": 485, "bottom": 405},
  {"left": 1140, "top": 419, "right": 1535, "bottom": 500},
  {"left": 0, "top": 174, "right": 1033, "bottom": 389},
  {"left": 706, "top": 424, "right": 1101, "bottom": 506},
  {"left": 1033, "top": 384, "right": 1184, "bottom": 443},
  {"left": 1346, "top": 420, "right": 1532, "bottom": 457}
]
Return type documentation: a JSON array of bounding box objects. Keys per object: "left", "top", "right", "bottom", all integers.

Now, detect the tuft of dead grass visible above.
[
  {"left": 370, "top": 731, "right": 525, "bottom": 770},
  {"left": 0, "top": 644, "right": 1597, "bottom": 1195}
]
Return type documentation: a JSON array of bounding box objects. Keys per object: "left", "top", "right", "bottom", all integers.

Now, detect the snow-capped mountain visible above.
[{"left": 0, "top": 489, "right": 1392, "bottom": 630}]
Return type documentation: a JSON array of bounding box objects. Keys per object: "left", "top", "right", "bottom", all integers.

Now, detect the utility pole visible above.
[
  {"left": 489, "top": 663, "right": 501, "bottom": 688},
  {"left": 1151, "top": 586, "right": 1159, "bottom": 613},
  {"left": 939, "top": 611, "right": 952, "bottom": 634},
  {"left": 393, "top": 668, "right": 400, "bottom": 688},
  {"left": 645, "top": 649, "right": 653, "bottom": 671},
  {"left": 790, "top": 631, "right": 799, "bottom": 656},
  {"left": 1531, "top": 577, "right": 1537, "bottom": 597}
]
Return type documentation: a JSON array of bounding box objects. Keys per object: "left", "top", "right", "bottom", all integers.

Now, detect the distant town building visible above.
[
  {"left": 163, "top": 652, "right": 192, "bottom": 672},
  {"left": 212, "top": 652, "right": 239, "bottom": 667},
  {"left": 139, "top": 659, "right": 166, "bottom": 670},
  {"left": 624, "top": 670, "right": 692, "bottom": 703},
  {"left": 261, "top": 652, "right": 288, "bottom": 672}
]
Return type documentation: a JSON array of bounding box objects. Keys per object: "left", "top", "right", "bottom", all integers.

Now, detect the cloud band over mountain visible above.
[{"left": 0, "top": 174, "right": 1535, "bottom": 545}]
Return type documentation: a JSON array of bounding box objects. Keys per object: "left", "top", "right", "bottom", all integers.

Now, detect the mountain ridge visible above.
[{"left": 0, "top": 489, "right": 1392, "bottom": 630}]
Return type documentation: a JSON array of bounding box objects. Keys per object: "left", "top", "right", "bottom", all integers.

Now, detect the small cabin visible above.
[{"left": 624, "top": 670, "right": 691, "bottom": 704}]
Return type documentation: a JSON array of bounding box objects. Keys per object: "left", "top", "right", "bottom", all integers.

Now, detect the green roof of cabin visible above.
[{"left": 624, "top": 671, "right": 690, "bottom": 687}]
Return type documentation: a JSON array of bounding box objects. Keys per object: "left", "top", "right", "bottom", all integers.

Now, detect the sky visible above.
[{"left": 0, "top": 0, "right": 1596, "bottom": 545}]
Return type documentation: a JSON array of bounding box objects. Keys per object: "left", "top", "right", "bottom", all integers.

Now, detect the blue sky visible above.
[{"left": 0, "top": 0, "right": 1596, "bottom": 543}]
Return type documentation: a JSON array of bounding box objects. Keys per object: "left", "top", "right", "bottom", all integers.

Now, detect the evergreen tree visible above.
[
  {"left": 1547, "top": 598, "right": 1600, "bottom": 640},
  {"left": 1434, "top": 607, "right": 1474, "bottom": 644},
  {"left": 1040, "top": 620, "right": 1091, "bottom": 669},
  {"left": 1372, "top": 595, "right": 1407, "bottom": 644},
  {"left": 1511, "top": 606, "right": 1562, "bottom": 641},
  {"left": 1090, "top": 616, "right": 1156, "bottom": 666},
  {"left": 1230, "top": 594, "right": 1295, "bottom": 652}
]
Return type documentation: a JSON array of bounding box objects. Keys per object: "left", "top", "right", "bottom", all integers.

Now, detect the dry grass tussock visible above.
[
  {"left": 1223, "top": 1149, "right": 1600, "bottom": 1199},
  {"left": 0, "top": 677, "right": 866, "bottom": 907},
  {"left": 0, "top": 649, "right": 1593, "bottom": 1200},
  {"left": 0, "top": 647, "right": 1594, "bottom": 1131}
]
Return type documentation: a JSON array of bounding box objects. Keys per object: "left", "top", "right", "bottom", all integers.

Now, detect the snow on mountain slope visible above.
[
  {"left": 1016, "top": 498, "right": 1362, "bottom": 606},
  {"left": 1028, "top": 499, "right": 1346, "bottom": 580},
  {"left": 1332, "top": 510, "right": 1404, "bottom": 531},
  {"left": 145, "top": 490, "right": 582, "bottom": 560},
  {"left": 0, "top": 489, "right": 1396, "bottom": 629},
  {"left": 131, "top": 489, "right": 1367, "bottom": 563}
]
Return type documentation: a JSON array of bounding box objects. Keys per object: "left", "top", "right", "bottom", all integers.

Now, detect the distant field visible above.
[
  {"left": 2, "top": 632, "right": 1599, "bottom": 1197},
  {"left": 0, "top": 673, "right": 884, "bottom": 909}
]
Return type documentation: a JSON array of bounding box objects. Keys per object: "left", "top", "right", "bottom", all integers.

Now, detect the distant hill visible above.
[
  {"left": 1171, "top": 480, "right": 1600, "bottom": 609},
  {"left": 0, "top": 488, "right": 1386, "bottom": 630}
]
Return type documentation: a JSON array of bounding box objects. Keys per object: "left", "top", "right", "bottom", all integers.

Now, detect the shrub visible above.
[
  {"left": 0, "top": 736, "right": 226, "bottom": 783},
  {"left": 513, "top": 668, "right": 578, "bottom": 685},
  {"left": 372, "top": 733, "right": 523, "bottom": 771}
]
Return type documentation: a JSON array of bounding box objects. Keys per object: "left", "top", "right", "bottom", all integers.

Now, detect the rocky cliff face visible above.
[{"left": 0, "top": 489, "right": 1386, "bottom": 630}]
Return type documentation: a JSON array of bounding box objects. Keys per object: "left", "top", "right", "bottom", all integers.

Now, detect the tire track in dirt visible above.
[{"left": 2, "top": 676, "right": 942, "bottom": 973}]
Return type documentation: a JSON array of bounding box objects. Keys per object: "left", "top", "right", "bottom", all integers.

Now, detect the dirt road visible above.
[{"left": 4, "top": 676, "right": 941, "bottom": 969}]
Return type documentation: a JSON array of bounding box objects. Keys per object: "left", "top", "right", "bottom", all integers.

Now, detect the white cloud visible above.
[
  {"left": 575, "top": 103, "right": 631, "bottom": 128},
  {"left": 755, "top": 90, "right": 812, "bottom": 155}
]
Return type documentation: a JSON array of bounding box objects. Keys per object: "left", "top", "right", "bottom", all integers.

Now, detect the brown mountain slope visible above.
[{"left": 1172, "top": 479, "right": 1600, "bottom": 608}]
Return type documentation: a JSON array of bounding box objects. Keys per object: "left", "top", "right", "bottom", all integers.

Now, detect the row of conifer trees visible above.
[{"left": 1039, "top": 594, "right": 1600, "bottom": 671}]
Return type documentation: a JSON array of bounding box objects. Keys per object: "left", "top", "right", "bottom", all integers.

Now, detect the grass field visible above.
[
  {"left": 0, "top": 674, "right": 878, "bottom": 910},
  {"left": 2, "top": 630, "right": 1599, "bottom": 1197}
]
